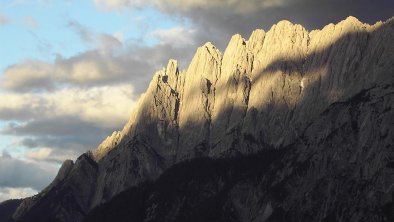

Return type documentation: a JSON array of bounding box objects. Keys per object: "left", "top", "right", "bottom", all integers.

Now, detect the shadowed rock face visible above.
[
  {"left": 84, "top": 82, "right": 394, "bottom": 221},
  {"left": 85, "top": 84, "right": 394, "bottom": 222},
  {"left": 0, "top": 199, "right": 23, "bottom": 222},
  {"left": 11, "top": 16, "right": 394, "bottom": 222}
]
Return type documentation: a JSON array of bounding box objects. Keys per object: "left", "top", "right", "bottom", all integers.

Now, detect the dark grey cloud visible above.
[
  {"left": 2, "top": 116, "right": 117, "bottom": 152},
  {"left": 20, "top": 135, "right": 102, "bottom": 151},
  {"left": 2, "top": 117, "right": 112, "bottom": 137},
  {"left": 0, "top": 154, "right": 57, "bottom": 191},
  {"left": 0, "top": 107, "right": 46, "bottom": 121},
  {"left": 95, "top": 0, "right": 394, "bottom": 56},
  {"left": 21, "top": 138, "right": 39, "bottom": 148},
  {"left": 158, "top": 0, "right": 394, "bottom": 51}
]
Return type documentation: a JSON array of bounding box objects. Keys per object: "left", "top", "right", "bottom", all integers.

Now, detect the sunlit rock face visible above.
[{"left": 12, "top": 16, "right": 394, "bottom": 222}]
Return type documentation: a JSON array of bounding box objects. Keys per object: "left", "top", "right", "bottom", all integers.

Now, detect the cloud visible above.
[
  {"left": 67, "top": 20, "right": 94, "bottom": 44},
  {"left": 149, "top": 27, "right": 197, "bottom": 47},
  {"left": 169, "top": 0, "right": 394, "bottom": 49},
  {"left": 0, "top": 84, "right": 135, "bottom": 125},
  {"left": 26, "top": 147, "right": 52, "bottom": 160},
  {"left": 158, "top": 0, "right": 289, "bottom": 13},
  {"left": 2, "top": 117, "right": 121, "bottom": 155},
  {"left": 25, "top": 147, "right": 78, "bottom": 163},
  {"left": 0, "top": 154, "right": 58, "bottom": 191},
  {"left": 94, "top": 0, "right": 288, "bottom": 12},
  {"left": 0, "top": 85, "right": 135, "bottom": 152},
  {"left": 0, "top": 84, "right": 136, "bottom": 159},
  {"left": 67, "top": 20, "right": 123, "bottom": 53},
  {"left": 0, "top": 187, "right": 38, "bottom": 202},
  {"left": 1, "top": 54, "right": 134, "bottom": 92},
  {"left": 0, "top": 152, "right": 59, "bottom": 202},
  {"left": 93, "top": 0, "right": 394, "bottom": 52},
  {"left": 94, "top": 0, "right": 394, "bottom": 24},
  {"left": 3, "top": 117, "right": 115, "bottom": 137},
  {"left": 93, "top": 0, "right": 145, "bottom": 10},
  {"left": 1, "top": 60, "right": 55, "bottom": 92},
  {"left": 19, "top": 134, "right": 105, "bottom": 158},
  {"left": 97, "top": 33, "right": 123, "bottom": 53},
  {"left": 2, "top": 38, "right": 195, "bottom": 93},
  {"left": 113, "top": 32, "right": 124, "bottom": 43}
]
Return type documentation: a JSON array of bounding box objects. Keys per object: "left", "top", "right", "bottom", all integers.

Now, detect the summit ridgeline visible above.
[{"left": 12, "top": 16, "right": 394, "bottom": 222}]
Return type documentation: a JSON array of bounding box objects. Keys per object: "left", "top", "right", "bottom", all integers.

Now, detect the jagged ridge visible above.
[
  {"left": 84, "top": 84, "right": 394, "bottom": 222},
  {"left": 11, "top": 16, "right": 394, "bottom": 222}
]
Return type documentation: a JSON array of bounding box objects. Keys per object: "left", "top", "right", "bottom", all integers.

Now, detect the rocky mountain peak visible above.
[
  {"left": 94, "top": 131, "right": 122, "bottom": 160},
  {"left": 11, "top": 16, "right": 394, "bottom": 222},
  {"left": 246, "top": 29, "right": 265, "bottom": 54},
  {"left": 164, "top": 59, "right": 179, "bottom": 90}
]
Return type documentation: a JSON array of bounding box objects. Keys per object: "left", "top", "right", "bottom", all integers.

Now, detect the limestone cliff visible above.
[{"left": 12, "top": 16, "right": 394, "bottom": 222}]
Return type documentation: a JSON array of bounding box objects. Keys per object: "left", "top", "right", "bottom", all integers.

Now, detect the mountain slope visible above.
[
  {"left": 0, "top": 199, "right": 23, "bottom": 222},
  {"left": 11, "top": 16, "right": 394, "bottom": 222},
  {"left": 84, "top": 84, "right": 394, "bottom": 222}
]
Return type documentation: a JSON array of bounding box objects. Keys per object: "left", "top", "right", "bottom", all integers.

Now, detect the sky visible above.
[{"left": 0, "top": 0, "right": 393, "bottom": 202}]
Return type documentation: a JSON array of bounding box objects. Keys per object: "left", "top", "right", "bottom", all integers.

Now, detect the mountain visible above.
[
  {"left": 83, "top": 85, "right": 394, "bottom": 222},
  {"left": 9, "top": 16, "right": 394, "bottom": 222}
]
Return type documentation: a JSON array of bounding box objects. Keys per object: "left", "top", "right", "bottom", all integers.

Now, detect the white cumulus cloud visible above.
[
  {"left": 0, "top": 187, "right": 38, "bottom": 202},
  {"left": 149, "top": 27, "right": 197, "bottom": 47},
  {"left": 0, "top": 84, "right": 136, "bottom": 129}
]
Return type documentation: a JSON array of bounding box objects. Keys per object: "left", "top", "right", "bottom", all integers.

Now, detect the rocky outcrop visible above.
[
  {"left": 94, "top": 131, "right": 122, "bottom": 161},
  {"left": 11, "top": 16, "right": 394, "bottom": 222},
  {"left": 85, "top": 83, "right": 394, "bottom": 222},
  {"left": 14, "top": 154, "right": 98, "bottom": 222}
]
